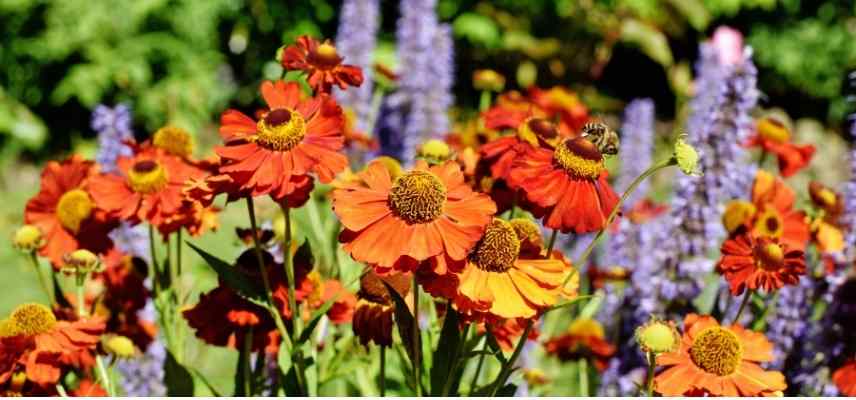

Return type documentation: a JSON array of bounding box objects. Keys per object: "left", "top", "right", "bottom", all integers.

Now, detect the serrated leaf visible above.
[
  {"left": 381, "top": 280, "right": 421, "bottom": 372},
  {"left": 430, "top": 306, "right": 461, "bottom": 395},
  {"left": 187, "top": 241, "right": 265, "bottom": 301},
  {"left": 164, "top": 351, "right": 194, "bottom": 396}
]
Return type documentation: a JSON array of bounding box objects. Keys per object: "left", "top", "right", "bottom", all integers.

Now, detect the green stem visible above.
[
  {"left": 489, "top": 320, "right": 534, "bottom": 396},
  {"left": 479, "top": 90, "right": 491, "bottom": 112},
  {"left": 579, "top": 357, "right": 589, "bottom": 396},
  {"left": 176, "top": 229, "right": 183, "bottom": 282},
  {"left": 28, "top": 252, "right": 54, "bottom": 305},
  {"left": 365, "top": 86, "right": 386, "bottom": 137},
  {"left": 733, "top": 289, "right": 754, "bottom": 325},
  {"left": 379, "top": 346, "right": 386, "bottom": 397},
  {"left": 76, "top": 272, "right": 114, "bottom": 396},
  {"left": 75, "top": 275, "right": 86, "bottom": 318},
  {"left": 95, "top": 354, "right": 114, "bottom": 396},
  {"left": 412, "top": 274, "right": 422, "bottom": 396},
  {"left": 55, "top": 383, "right": 68, "bottom": 397},
  {"left": 148, "top": 225, "right": 160, "bottom": 296},
  {"left": 645, "top": 352, "right": 656, "bottom": 397},
  {"left": 546, "top": 229, "right": 559, "bottom": 257},
  {"left": 468, "top": 337, "right": 487, "bottom": 395},
  {"left": 243, "top": 328, "right": 253, "bottom": 396},
  {"left": 564, "top": 158, "right": 675, "bottom": 287},
  {"left": 279, "top": 200, "right": 308, "bottom": 394},
  {"left": 245, "top": 197, "right": 293, "bottom": 351}
]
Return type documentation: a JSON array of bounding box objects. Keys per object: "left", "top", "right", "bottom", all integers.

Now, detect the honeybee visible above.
[{"left": 581, "top": 122, "right": 619, "bottom": 156}]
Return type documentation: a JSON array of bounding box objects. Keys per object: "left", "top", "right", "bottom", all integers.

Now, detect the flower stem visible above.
[
  {"left": 95, "top": 353, "right": 114, "bottom": 396},
  {"left": 379, "top": 346, "right": 386, "bottom": 397},
  {"left": 479, "top": 90, "right": 491, "bottom": 112},
  {"left": 148, "top": 225, "right": 160, "bottom": 296},
  {"left": 244, "top": 198, "right": 294, "bottom": 351},
  {"left": 564, "top": 158, "right": 675, "bottom": 287},
  {"left": 279, "top": 198, "right": 308, "bottom": 395},
  {"left": 733, "top": 289, "right": 754, "bottom": 325},
  {"left": 76, "top": 271, "right": 114, "bottom": 396},
  {"left": 28, "top": 252, "right": 54, "bottom": 305},
  {"left": 412, "top": 274, "right": 422, "bottom": 396},
  {"left": 468, "top": 337, "right": 487, "bottom": 395},
  {"left": 546, "top": 229, "right": 559, "bottom": 257},
  {"left": 489, "top": 320, "right": 534, "bottom": 396},
  {"left": 645, "top": 351, "right": 656, "bottom": 397},
  {"left": 243, "top": 327, "right": 254, "bottom": 396},
  {"left": 578, "top": 357, "right": 588, "bottom": 396}
]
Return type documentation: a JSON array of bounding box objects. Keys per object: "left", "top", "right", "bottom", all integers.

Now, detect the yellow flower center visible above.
[
  {"left": 9, "top": 303, "right": 56, "bottom": 336},
  {"left": 471, "top": 219, "right": 520, "bottom": 272},
  {"left": 689, "top": 326, "right": 743, "bottom": 376},
  {"left": 128, "top": 160, "right": 169, "bottom": 194},
  {"left": 104, "top": 335, "right": 137, "bottom": 358},
  {"left": 757, "top": 117, "right": 790, "bottom": 144},
  {"left": 567, "top": 318, "right": 606, "bottom": 339},
  {"left": 753, "top": 207, "right": 784, "bottom": 239},
  {"left": 256, "top": 109, "right": 306, "bottom": 152},
  {"left": 517, "top": 118, "right": 558, "bottom": 146},
  {"left": 55, "top": 189, "right": 94, "bottom": 233},
  {"left": 754, "top": 242, "right": 785, "bottom": 271},
  {"left": 510, "top": 218, "right": 542, "bottom": 244},
  {"left": 553, "top": 137, "right": 605, "bottom": 179},
  {"left": 722, "top": 200, "right": 756, "bottom": 234},
  {"left": 153, "top": 125, "right": 194, "bottom": 158},
  {"left": 313, "top": 42, "right": 340, "bottom": 68},
  {"left": 388, "top": 170, "right": 447, "bottom": 225}
]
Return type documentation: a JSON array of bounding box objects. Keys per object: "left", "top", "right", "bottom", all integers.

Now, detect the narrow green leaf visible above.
[
  {"left": 430, "top": 307, "right": 461, "bottom": 395},
  {"left": 186, "top": 241, "right": 265, "bottom": 301},
  {"left": 234, "top": 347, "right": 248, "bottom": 396},
  {"left": 297, "top": 295, "right": 338, "bottom": 345},
  {"left": 164, "top": 351, "right": 194, "bottom": 396},
  {"left": 484, "top": 331, "right": 507, "bottom": 364},
  {"left": 381, "top": 280, "right": 421, "bottom": 370},
  {"left": 188, "top": 367, "right": 222, "bottom": 397}
]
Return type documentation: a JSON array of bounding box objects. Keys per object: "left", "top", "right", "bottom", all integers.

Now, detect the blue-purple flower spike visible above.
[
  {"left": 616, "top": 98, "right": 655, "bottom": 207},
  {"left": 92, "top": 104, "right": 134, "bottom": 174},
  {"left": 334, "top": 0, "right": 380, "bottom": 133}
]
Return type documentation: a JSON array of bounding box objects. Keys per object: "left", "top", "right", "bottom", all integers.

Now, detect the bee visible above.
[{"left": 581, "top": 121, "right": 619, "bottom": 156}]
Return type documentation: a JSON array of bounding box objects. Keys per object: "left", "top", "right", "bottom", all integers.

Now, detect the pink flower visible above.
[{"left": 711, "top": 26, "right": 744, "bottom": 66}]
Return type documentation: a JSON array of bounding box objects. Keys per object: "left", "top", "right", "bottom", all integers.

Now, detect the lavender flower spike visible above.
[
  {"left": 92, "top": 104, "right": 134, "bottom": 174},
  {"left": 334, "top": 0, "right": 380, "bottom": 133},
  {"left": 616, "top": 98, "right": 655, "bottom": 207}
]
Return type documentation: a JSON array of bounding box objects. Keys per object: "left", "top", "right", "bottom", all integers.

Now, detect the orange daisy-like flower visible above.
[
  {"left": 544, "top": 318, "right": 615, "bottom": 371},
  {"left": 748, "top": 170, "right": 810, "bottom": 250},
  {"left": 71, "top": 378, "right": 108, "bottom": 397},
  {"left": 216, "top": 80, "right": 347, "bottom": 202},
  {"left": 654, "top": 314, "right": 786, "bottom": 396},
  {"left": 97, "top": 249, "right": 156, "bottom": 350},
  {"left": 451, "top": 218, "right": 571, "bottom": 319},
  {"left": 0, "top": 304, "right": 104, "bottom": 388},
  {"left": 332, "top": 159, "right": 496, "bottom": 274},
  {"left": 281, "top": 36, "right": 364, "bottom": 94},
  {"left": 24, "top": 156, "right": 116, "bottom": 267},
  {"left": 509, "top": 137, "right": 620, "bottom": 234},
  {"left": 833, "top": 358, "right": 856, "bottom": 396},
  {"left": 808, "top": 181, "right": 845, "bottom": 253},
  {"left": 483, "top": 318, "right": 539, "bottom": 352},
  {"left": 352, "top": 271, "right": 411, "bottom": 347},
  {"left": 301, "top": 273, "right": 357, "bottom": 325},
  {"left": 746, "top": 116, "right": 815, "bottom": 177},
  {"left": 717, "top": 233, "right": 805, "bottom": 295},
  {"left": 89, "top": 145, "right": 204, "bottom": 229}
]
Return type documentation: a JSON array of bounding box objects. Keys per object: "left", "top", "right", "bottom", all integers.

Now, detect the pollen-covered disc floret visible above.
[
  {"left": 510, "top": 218, "right": 542, "bottom": 243},
  {"left": 9, "top": 303, "right": 57, "bottom": 337},
  {"left": 753, "top": 241, "right": 785, "bottom": 271},
  {"left": 388, "top": 170, "right": 447, "bottom": 224},
  {"left": 56, "top": 189, "right": 94, "bottom": 233},
  {"left": 153, "top": 125, "right": 194, "bottom": 158},
  {"left": 255, "top": 108, "right": 307, "bottom": 152},
  {"left": 471, "top": 219, "right": 521, "bottom": 272},
  {"left": 635, "top": 317, "right": 680, "bottom": 354},
  {"left": 689, "top": 326, "right": 743, "bottom": 376},
  {"left": 128, "top": 160, "right": 169, "bottom": 194},
  {"left": 517, "top": 118, "right": 557, "bottom": 146},
  {"left": 754, "top": 207, "right": 783, "bottom": 238},
  {"left": 553, "top": 137, "right": 605, "bottom": 179},
  {"left": 13, "top": 225, "right": 44, "bottom": 252}
]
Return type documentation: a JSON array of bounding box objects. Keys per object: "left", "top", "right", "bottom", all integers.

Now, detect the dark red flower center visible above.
[
  {"left": 128, "top": 159, "right": 169, "bottom": 194},
  {"left": 256, "top": 108, "right": 306, "bottom": 152},
  {"left": 553, "top": 137, "right": 605, "bottom": 179}
]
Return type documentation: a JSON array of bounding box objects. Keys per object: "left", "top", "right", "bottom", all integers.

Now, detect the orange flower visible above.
[
  {"left": 509, "top": 137, "right": 620, "bottom": 234},
  {"left": 24, "top": 156, "right": 116, "bottom": 267},
  {"left": 527, "top": 86, "right": 590, "bottom": 134},
  {"left": 746, "top": 116, "right": 814, "bottom": 177},
  {"left": 448, "top": 218, "right": 571, "bottom": 319},
  {"left": 0, "top": 304, "right": 104, "bottom": 388},
  {"left": 215, "top": 80, "right": 347, "bottom": 202},
  {"left": 332, "top": 159, "right": 496, "bottom": 274},
  {"left": 544, "top": 318, "right": 615, "bottom": 371},
  {"left": 97, "top": 249, "right": 156, "bottom": 351},
  {"left": 833, "top": 358, "right": 856, "bottom": 396},
  {"left": 281, "top": 36, "right": 364, "bottom": 94},
  {"left": 89, "top": 145, "right": 204, "bottom": 229},
  {"left": 717, "top": 233, "right": 805, "bottom": 295},
  {"left": 301, "top": 273, "right": 357, "bottom": 325},
  {"left": 748, "top": 170, "right": 810, "bottom": 250},
  {"left": 71, "top": 378, "right": 107, "bottom": 396},
  {"left": 808, "top": 181, "right": 845, "bottom": 253},
  {"left": 654, "top": 314, "right": 786, "bottom": 396},
  {"left": 483, "top": 318, "right": 539, "bottom": 352},
  {"left": 352, "top": 272, "right": 411, "bottom": 347}
]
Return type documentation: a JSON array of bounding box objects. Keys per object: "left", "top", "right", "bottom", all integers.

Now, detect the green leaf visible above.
[
  {"left": 381, "top": 280, "right": 421, "bottom": 372},
  {"left": 495, "top": 383, "right": 518, "bottom": 396},
  {"left": 452, "top": 12, "right": 500, "bottom": 48},
  {"left": 666, "top": 0, "right": 710, "bottom": 31},
  {"left": 692, "top": 272, "right": 720, "bottom": 315},
  {"left": 164, "top": 351, "right": 194, "bottom": 396},
  {"left": 233, "top": 346, "right": 248, "bottom": 396},
  {"left": 484, "top": 331, "right": 507, "bottom": 364},
  {"left": 544, "top": 294, "right": 597, "bottom": 314},
  {"left": 297, "top": 295, "right": 338, "bottom": 345},
  {"left": 620, "top": 19, "right": 674, "bottom": 67},
  {"left": 579, "top": 293, "right": 604, "bottom": 319},
  {"left": 430, "top": 306, "right": 462, "bottom": 395},
  {"left": 186, "top": 241, "right": 265, "bottom": 302},
  {"left": 188, "top": 367, "right": 222, "bottom": 397}
]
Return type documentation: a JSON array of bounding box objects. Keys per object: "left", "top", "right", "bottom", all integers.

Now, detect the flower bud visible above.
[
  {"left": 416, "top": 139, "right": 453, "bottom": 165},
  {"left": 473, "top": 69, "right": 506, "bottom": 92},
  {"left": 62, "top": 249, "right": 102, "bottom": 276},
  {"left": 103, "top": 335, "right": 137, "bottom": 358},
  {"left": 673, "top": 134, "right": 702, "bottom": 176},
  {"left": 635, "top": 316, "right": 680, "bottom": 354},
  {"left": 13, "top": 225, "right": 44, "bottom": 252}
]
